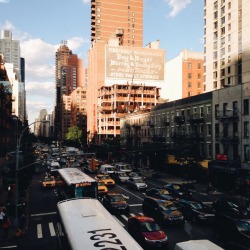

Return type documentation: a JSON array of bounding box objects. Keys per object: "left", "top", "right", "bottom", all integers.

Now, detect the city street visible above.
[{"left": 0, "top": 166, "right": 235, "bottom": 250}]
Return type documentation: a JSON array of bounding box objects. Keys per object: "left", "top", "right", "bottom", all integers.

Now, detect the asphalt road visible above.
[{"left": 0, "top": 169, "right": 227, "bottom": 250}]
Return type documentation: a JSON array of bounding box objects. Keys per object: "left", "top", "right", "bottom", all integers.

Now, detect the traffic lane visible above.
[
  {"left": 29, "top": 173, "right": 58, "bottom": 215},
  {"left": 111, "top": 183, "right": 219, "bottom": 250},
  {"left": 164, "top": 222, "right": 217, "bottom": 250}
]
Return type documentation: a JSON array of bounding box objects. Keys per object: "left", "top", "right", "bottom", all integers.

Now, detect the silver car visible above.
[{"left": 126, "top": 177, "right": 147, "bottom": 191}]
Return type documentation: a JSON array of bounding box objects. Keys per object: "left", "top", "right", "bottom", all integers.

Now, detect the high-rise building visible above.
[
  {"left": 204, "top": 0, "right": 250, "bottom": 91},
  {"left": 0, "top": 30, "right": 20, "bottom": 74},
  {"left": 54, "top": 41, "right": 84, "bottom": 142},
  {"left": 91, "top": 0, "right": 143, "bottom": 47},
  {"left": 0, "top": 30, "right": 26, "bottom": 123},
  {"left": 163, "top": 49, "right": 204, "bottom": 102}
]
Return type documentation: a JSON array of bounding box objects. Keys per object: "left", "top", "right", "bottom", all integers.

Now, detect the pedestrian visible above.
[
  {"left": 2, "top": 215, "right": 11, "bottom": 239},
  {"left": 0, "top": 208, "right": 4, "bottom": 228},
  {"left": 19, "top": 214, "right": 26, "bottom": 233}
]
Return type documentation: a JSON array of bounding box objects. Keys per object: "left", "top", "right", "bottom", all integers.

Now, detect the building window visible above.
[
  {"left": 188, "top": 63, "right": 192, "bottom": 69},
  {"left": 208, "top": 144, "right": 212, "bottom": 158},
  {"left": 244, "top": 121, "right": 249, "bottom": 138},
  {"left": 244, "top": 145, "right": 249, "bottom": 162},
  {"left": 215, "top": 143, "right": 220, "bottom": 155},
  {"left": 198, "top": 73, "right": 201, "bottom": 79},
  {"left": 243, "top": 99, "right": 249, "bottom": 115},
  {"left": 223, "top": 103, "right": 227, "bottom": 116},
  {"left": 207, "top": 124, "right": 212, "bottom": 136},
  {"left": 198, "top": 63, "right": 201, "bottom": 69},
  {"left": 188, "top": 82, "right": 192, "bottom": 87},
  {"left": 188, "top": 73, "right": 192, "bottom": 79}
]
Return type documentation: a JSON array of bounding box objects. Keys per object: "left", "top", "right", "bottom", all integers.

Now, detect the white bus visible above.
[
  {"left": 57, "top": 198, "right": 143, "bottom": 250},
  {"left": 57, "top": 168, "right": 98, "bottom": 199}
]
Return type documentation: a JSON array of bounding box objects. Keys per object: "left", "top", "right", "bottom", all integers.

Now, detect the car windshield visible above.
[
  {"left": 235, "top": 219, "right": 250, "bottom": 232},
  {"left": 190, "top": 202, "right": 203, "bottom": 210},
  {"left": 111, "top": 195, "right": 125, "bottom": 202},
  {"left": 121, "top": 166, "right": 130, "bottom": 170},
  {"left": 160, "top": 202, "right": 177, "bottom": 211},
  {"left": 44, "top": 178, "right": 54, "bottom": 182},
  {"left": 98, "top": 182, "right": 105, "bottom": 186},
  {"left": 119, "top": 173, "right": 127, "bottom": 177},
  {"left": 140, "top": 222, "right": 161, "bottom": 232},
  {"left": 99, "top": 176, "right": 110, "bottom": 180},
  {"left": 227, "top": 201, "right": 239, "bottom": 208},
  {"left": 159, "top": 190, "right": 170, "bottom": 195},
  {"left": 134, "top": 178, "right": 143, "bottom": 183}
]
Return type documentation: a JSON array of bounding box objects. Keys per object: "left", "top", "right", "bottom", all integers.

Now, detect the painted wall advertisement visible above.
[{"left": 105, "top": 46, "right": 165, "bottom": 81}]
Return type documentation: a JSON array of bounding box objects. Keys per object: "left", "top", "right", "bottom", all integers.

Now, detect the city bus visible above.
[
  {"left": 57, "top": 168, "right": 98, "bottom": 199},
  {"left": 57, "top": 198, "right": 143, "bottom": 250}
]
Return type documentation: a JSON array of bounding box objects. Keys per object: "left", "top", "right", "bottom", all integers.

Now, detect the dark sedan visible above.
[
  {"left": 176, "top": 199, "right": 215, "bottom": 223},
  {"left": 145, "top": 188, "right": 176, "bottom": 202},
  {"left": 102, "top": 193, "right": 130, "bottom": 214},
  {"left": 163, "top": 183, "right": 192, "bottom": 199},
  {"left": 214, "top": 214, "right": 250, "bottom": 249},
  {"left": 142, "top": 197, "right": 185, "bottom": 226},
  {"left": 212, "top": 198, "right": 249, "bottom": 218}
]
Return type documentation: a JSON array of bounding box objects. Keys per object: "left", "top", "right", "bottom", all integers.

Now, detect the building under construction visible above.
[{"left": 97, "top": 83, "right": 160, "bottom": 141}]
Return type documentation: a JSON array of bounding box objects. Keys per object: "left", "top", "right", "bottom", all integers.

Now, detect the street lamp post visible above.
[{"left": 14, "top": 120, "right": 48, "bottom": 227}]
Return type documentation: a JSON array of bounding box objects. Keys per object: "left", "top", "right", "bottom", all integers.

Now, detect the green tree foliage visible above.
[{"left": 66, "top": 126, "right": 82, "bottom": 148}]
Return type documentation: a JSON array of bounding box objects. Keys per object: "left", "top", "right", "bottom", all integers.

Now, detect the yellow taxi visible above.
[
  {"left": 42, "top": 176, "right": 56, "bottom": 188},
  {"left": 95, "top": 174, "right": 116, "bottom": 187},
  {"left": 97, "top": 181, "right": 108, "bottom": 195}
]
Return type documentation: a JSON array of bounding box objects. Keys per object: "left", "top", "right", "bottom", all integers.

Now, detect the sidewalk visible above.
[{"left": 0, "top": 178, "right": 29, "bottom": 244}]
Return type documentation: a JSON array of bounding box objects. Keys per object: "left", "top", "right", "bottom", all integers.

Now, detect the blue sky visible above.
[{"left": 0, "top": 0, "right": 204, "bottom": 124}]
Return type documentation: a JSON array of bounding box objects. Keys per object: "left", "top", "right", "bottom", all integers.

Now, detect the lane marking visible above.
[
  {"left": 49, "top": 222, "right": 56, "bottom": 237},
  {"left": 37, "top": 224, "right": 43, "bottom": 239},
  {"left": 130, "top": 213, "right": 136, "bottom": 217},
  {"left": 0, "top": 246, "right": 18, "bottom": 249},
  {"left": 113, "top": 215, "right": 125, "bottom": 227},
  {"left": 145, "top": 181, "right": 161, "bottom": 188},
  {"left": 31, "top": 212, "right": 57, "bottom": 217},
  {"left": 57, "top": 222, "right": 64, "bottom": 236},
  {"left": 121, "top": 215, "right": 128, "bottom": 221},
  {"left": 116, "top": 185, "right": 144, "bottom": 201},
  {"left": 139, "top": 213, "right": 144, "bottom": 216},
  {"left": 129, "top": 204, "right": 142, "bottom": 207}
]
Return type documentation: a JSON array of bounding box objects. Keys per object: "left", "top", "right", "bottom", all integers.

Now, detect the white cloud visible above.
[
  {"left": 0, "top": 0, "right": 10, "bottom": 3},
  {"left": 0, "top": 21, "right": 90, "bottom": 123},
  {"left": 82, "top": 0, "right": 90, "bottom": 4},
  {"left": 165, "top": 0, "right": 191, "bottom": 17}
]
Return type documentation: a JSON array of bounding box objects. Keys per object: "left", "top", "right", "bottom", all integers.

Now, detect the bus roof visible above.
[
  {"left": 57, "top": 198, "right": 143, "bottom": 250},
  {"left": 57, "top": 168, "right": 96, "bottom": 186}
]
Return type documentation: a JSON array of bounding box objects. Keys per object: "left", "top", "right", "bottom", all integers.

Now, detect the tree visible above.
[{"left": 66, "top": 126, "right": 82, "bottom": 148}]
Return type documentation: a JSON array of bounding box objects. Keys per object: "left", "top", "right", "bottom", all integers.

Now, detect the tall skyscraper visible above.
[
  {"left": 54, "top": 41, "right": 84, "bottom": 141},
  {"left": 91, "top": 0, "right": 143, "bottom": 47},
  {"left": 0, "top": 30, "right": 20, "bottom": 72},
  {"left": 204, "top": 0, "right": 250, "bottom": 91}
]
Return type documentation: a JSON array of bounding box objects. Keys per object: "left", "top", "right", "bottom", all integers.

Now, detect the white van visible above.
[
  {"left": 99, "top": 164, "right": 116, "bottom": 175},
  {"left": 175, "top": 240, "right": 224, "bottom": 250},
  {"left": 115, "top": 163, "right": 132, "bottom": 173}
]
